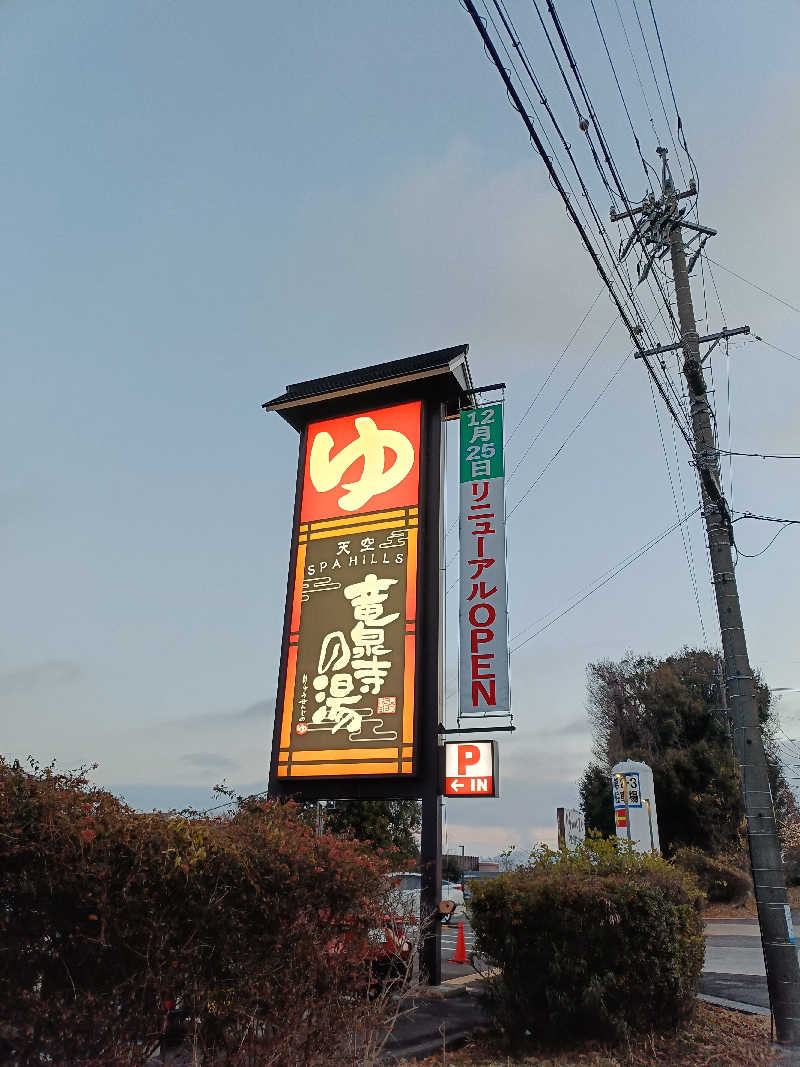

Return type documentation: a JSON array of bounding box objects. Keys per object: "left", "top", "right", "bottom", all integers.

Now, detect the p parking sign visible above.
[{"left": 443, "top": 740, "right": 499, "bottom": 797}]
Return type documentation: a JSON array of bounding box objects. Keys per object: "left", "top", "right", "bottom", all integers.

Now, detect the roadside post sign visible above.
[
  {"left": 557, "top": 807, "right": 585, "bottom": 850},
  {"left": 611, "top": 759, "right": 660, "bottom": 853},
  {"left": 443, "top": 740, "right": 499, "bottom": 797}
]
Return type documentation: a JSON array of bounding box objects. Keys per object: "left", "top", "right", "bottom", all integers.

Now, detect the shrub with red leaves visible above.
[{"left": 0, "top": 758, "right": 392, "bottom": 1064}]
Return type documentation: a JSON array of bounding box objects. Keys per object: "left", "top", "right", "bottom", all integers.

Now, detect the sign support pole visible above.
[
  {"left": 419, "top": 398, "right": 443, "bottom": 985},
  {"left": 420, "top": 780, "right": 442, "bottom": 984}
]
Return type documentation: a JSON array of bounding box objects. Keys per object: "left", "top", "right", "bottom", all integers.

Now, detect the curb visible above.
[
  {"left": 385, "top": 985, "right": 773, "bottom": 1063},
  {"left": 696, "top": 992, "right": 770, "bottom": 1017},
  {"left": 415, "top": 970, "right": 496, "bottom": 1000}
]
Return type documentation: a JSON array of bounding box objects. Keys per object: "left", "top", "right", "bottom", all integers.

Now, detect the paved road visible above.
[
  {"left": 439, "top": 914, "right": 784, "bottom": 993},
  {"left": 704, "top": 918, "right": 767, "bottom": 975},
  {"left": 699, "top": 917, "right": 773, "bottom": 1013}
]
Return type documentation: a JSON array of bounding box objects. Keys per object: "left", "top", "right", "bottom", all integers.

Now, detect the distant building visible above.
[
  {"left": 478, "top": 859, "right": 499, "bottom": 872},
  {"left": 444, "top": 852, "right": 480, "bottom": 873}
]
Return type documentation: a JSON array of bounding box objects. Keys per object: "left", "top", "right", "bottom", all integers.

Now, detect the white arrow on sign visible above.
[{"left": 450, "top": 779, "right": 464, "bottom": 791}]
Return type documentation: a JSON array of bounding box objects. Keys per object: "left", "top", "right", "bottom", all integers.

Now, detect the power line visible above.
[
  {"left": 488, "top": 0, "right": 670, "bottom": 347},
  {"left": 736, "top": 525, "right": 793, "bottom": 560},
  {"left": 731, "top": 512, "right": 800, "bottom": 560},
  {"left": 588, "top": 0, "right": 657, "bottom": 192},
  {"left": 506, "top": 289, "right": 604, "bottom": 445},
  {"left": 507, "top": 316, "right": 618, "bottom": 482},
  {"left": 752, "top": 334, "right": 800, "bottom": 365},
  {"left": 725, "top": 336, "right": 734, "bottom": 508},
  {"left": 521, "top": 0, "right": 678, "bottom": 346},
  {"left": 509, "top": 505, "right": 701, "bottom": 651},
  {"left": 445, "top": 339, "right": 633, "bottom": 590},
  {"left": 630, "top": 0, "right": 688, "bottom": 188},
  {"left": 718, "top": 449, "right": 800, "bottom": 461},
  {"left": 471, "top": 0, "right": 662, "bottom": 347},
  {"left": 645, "top": 0, "right": 694, "bottom": 180},
  {"left": 445, "top": 289, "right": 606, "bottom": 546},
  {"left": 648, "top": 373, "right": 708, "bottom": 644},
  {"left": 507, "top": 347, "right": 632, "bottom": 518},
  {"left": 703, "top": 253, "right": 728, "bottom": 328},
  {"left": 505, "top": 298, "right": 682, "bottom": 522},
  {"left": 610, "top": 0, "right": 663, "bottom": 145},
  {"left": 707, "top": 258, "right": 800, "bottom": 316},
  {"left": 733, "top": 511, "right": 800, "bottom": 525},
  {"left": 461, "top": 0, "right": 695, "bottom": 455},
  {"left": 543, "top": 0, "right": 681, "bottom": 337},
  {"left": 647, "top": 0, "right": 680, "bottom": 121},
  {"left": 516, "top": 0, "right": 685, "bottom": 350}
]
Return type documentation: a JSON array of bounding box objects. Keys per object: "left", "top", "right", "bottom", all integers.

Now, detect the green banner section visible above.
[{"left": 459, "top": 402, "right": 504, "bottom": 483}]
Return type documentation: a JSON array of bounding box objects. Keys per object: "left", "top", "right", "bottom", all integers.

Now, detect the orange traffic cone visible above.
[{"left": 449, "top": 920, "right": 468, "bottom": 964}]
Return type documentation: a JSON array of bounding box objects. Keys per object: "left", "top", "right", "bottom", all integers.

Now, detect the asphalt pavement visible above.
[
  {"left": 698, "top": 917, "right": 772, "bottom": 1015},
  {"left": 441, "top": 913, "right": 477, "bottom": 981}
]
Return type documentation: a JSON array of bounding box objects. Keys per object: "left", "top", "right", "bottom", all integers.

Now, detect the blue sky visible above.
[{"left": 3, "top": 1, "right": 800, "bottom": 855}]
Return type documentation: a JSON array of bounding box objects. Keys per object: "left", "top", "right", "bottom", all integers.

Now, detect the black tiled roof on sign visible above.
[{"left": 263, "top": 344, "right": 471, "bottom": 410}]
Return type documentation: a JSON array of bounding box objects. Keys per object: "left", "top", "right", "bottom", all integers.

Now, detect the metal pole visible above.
[
  {"left": 419, "top": 397, "right": 444, "bottom": 985},
  {"left": 670, "top": 223, "right": 800, "bottom": 1044}
]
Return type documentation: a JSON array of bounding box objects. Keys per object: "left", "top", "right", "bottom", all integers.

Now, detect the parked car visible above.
[
  {"left": 385, "top": 872, "right": 463, "bottom": 923},
  {"left": 461, "top": 869, "right": 501, "bottom": 903},
  {"left": 442, "top": 880, "right": 464, "bottom": 910},
  {"left": 367, "top": 914, "right": 415, "bottom": 991}
]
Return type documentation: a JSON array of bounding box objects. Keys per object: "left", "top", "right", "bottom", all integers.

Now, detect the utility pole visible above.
[{"left": 619, "top": 150, "right": 800, "bottom": 1044}]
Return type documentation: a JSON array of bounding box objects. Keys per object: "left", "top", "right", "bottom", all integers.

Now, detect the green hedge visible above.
[
  {"left": 468, "top": 836, "right": 705, "bottom": 1046},
  {"left": 671, "top": 846, "right": 752, "bottom": 903}
]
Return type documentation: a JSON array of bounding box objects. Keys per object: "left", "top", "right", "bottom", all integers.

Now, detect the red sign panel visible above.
[
  {"left": 443, "top": 741, "right": 499, "bottom": 798},
  {"left": 299, "top": 401, "right": 421, "bottom": 522}
]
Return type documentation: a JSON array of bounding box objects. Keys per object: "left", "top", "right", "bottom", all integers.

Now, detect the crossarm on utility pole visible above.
[
  {"left": 610, "top": 183, "right": 696, "bottom": 221},
  {"left": 634, "top": 326, "right": 750, "bottom": 359}
]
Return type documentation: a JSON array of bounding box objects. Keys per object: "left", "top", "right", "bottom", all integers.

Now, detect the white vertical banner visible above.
[{"left": 458, "top": 402, "right": 510, "bottom": 716}]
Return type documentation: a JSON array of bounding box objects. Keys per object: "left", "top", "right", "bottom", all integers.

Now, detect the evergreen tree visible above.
[
  {"left": 323, "top": 799, "right": 421, "bottom": 863},
  {"left": 442, "top": 854, "right": 464, "bottom": 882},
  {"left": 579, "top": 648, "right": 791, "bottom": 857}
]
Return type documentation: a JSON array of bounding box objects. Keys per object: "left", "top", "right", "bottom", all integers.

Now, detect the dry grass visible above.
[
  {"left": 397, "top": 1003, "right": 775, "bottom": 1066},
  {"left": 703, "top": 885, "right": 800, "bottom": 920},
  {"left": 703, "top": 899, "right": 758, "bottom": 919}
]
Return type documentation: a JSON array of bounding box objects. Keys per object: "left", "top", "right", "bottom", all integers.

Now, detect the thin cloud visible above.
[
  {"left": 0, "top": 660, "right": 85, "bottom": 697},
  {"left": 165, "top": 699, "right": 272, "bottom": 729},
  {"left": 541, "top": 717, "right": 590, "bottom": 737},
  {"left": 180, "top": 752, "right": 240, "bottom": 772}
]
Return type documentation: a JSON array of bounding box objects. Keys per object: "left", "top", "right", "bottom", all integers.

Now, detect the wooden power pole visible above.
[{"left": 618, "top": 150, "right": 800, "bottom": 1044}]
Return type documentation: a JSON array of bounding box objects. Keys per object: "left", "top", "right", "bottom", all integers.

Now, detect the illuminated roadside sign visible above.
[
  {"left": 274, "top": 400, "right": 422, "bottom": 782},
  {"left": 443, "top": 741, "right": 499, "bottom": 797},
  {"left": 458, "top": 402, "right": 510, "bottom": 717}
]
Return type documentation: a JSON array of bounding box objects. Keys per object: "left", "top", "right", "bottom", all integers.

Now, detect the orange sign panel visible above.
[{"left": 276, "top": 401, "right": 422, "bottom": 780}]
